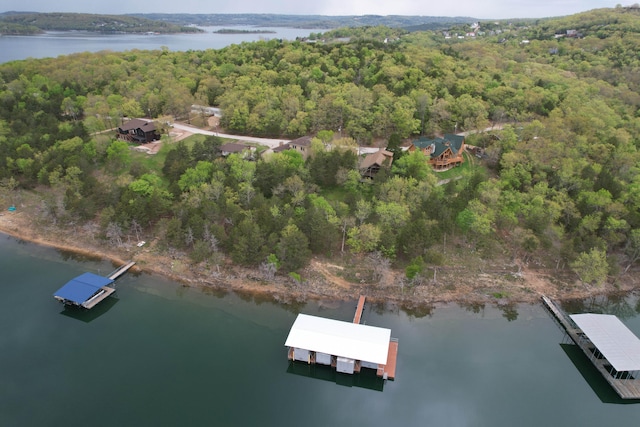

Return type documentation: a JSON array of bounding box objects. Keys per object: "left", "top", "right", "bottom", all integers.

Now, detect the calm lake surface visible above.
[
  {"left": 0, "top": 26, "right": 319, "bottom": 63},
  {"left": 1, "top": 233, "right": 640, "bottom": 426}
]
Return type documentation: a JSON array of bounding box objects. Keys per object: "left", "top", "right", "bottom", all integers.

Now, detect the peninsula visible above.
[{"left": 0, "top": 12, "right": 202, "bottom": 35}]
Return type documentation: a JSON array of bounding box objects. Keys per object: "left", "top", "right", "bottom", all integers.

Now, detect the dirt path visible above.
[{"left": 310, "top": 260, "right": 351, "bottom": 289}]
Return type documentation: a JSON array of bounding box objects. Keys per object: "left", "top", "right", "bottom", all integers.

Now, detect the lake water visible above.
[
  {"left": 1, "top": 233, "right": 640, "bottom": 426},
  {"left": 0, "top": 26, "right": 319, "bottom": 63}
]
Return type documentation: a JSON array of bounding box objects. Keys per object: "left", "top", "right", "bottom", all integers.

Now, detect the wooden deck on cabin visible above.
[
  {"left": 82, "top": 286, "right": 116, "bottom": 309},
  {"left": 353, "top": 295, "right": 366, "bottom": 324},
  {"left": 377, "top": 339, "right": 398, "bottom": 380},
  {"left": 542, "top": 295, "right": 640, "bottom": 400}
]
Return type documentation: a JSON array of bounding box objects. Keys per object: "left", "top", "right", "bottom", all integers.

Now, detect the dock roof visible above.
[
  {"left": 570, "top": 313, "right": 640, "bottom": 372},
  {"left": 285, "top": 313, "right": 391, "bottom": 365},
  {"left": 53, "top": 273, "right": 114, "bottom": 305}
]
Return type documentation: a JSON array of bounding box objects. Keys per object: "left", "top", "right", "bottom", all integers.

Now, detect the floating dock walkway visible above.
[
  {"left": 108, "top": 261, "right": 136, "bottom": 280},
  {"left": 53, "top": 261, "right": 136, "bottom": 309},
  {"left": 352, "top": 295, "right": 397, "bottom": 380},
  {"left": 353, "top": 295, "right": 366, "bottom": 324},
  {"left": 542, "top": 295, "right": 640, "bottom": 399}
]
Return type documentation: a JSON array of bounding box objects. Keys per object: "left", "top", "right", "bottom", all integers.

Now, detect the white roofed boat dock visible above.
[
  {"left": 542, "top": 296, "right": 640, "bottom": 399},
  {"left": 285, "top": 296, "right": 398, "bottom": 380}
]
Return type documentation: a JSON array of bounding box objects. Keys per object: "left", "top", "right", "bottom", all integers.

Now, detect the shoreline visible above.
[{"left": 1, "top": 208, "right": 638, "bottom": 308}]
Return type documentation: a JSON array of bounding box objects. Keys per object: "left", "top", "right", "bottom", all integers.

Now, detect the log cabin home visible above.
[{"left": 409, "top": 134, "right": 466, "bottom": 170}]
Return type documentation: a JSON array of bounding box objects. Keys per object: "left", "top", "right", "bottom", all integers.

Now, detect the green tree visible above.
[
  {"left": 230, "top": 218, "right": 266, "bottom": 266},
  {"left": 392, "top": 150, "right": 430, "bottom": 181},
  {"left": 277, "top": 224, "right": 311, "bottom": 271},
  {"left": 571, "top": 248, "right": 608, "bottom": 286},
  {"left": 347, "top": 223, "right": 382, "bottom": 253},
  {"left": 405, "top": 256, "right": 425, "bottom": 280},
  {"left": 178, "top": 161, "right": 214, "bottom": 192},
  {"left": 105, "top": 140, "right": 131, "bottom": 172}
]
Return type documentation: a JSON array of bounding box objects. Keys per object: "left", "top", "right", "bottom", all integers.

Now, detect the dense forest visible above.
[
  {"left": 0, "top": 12, "right": 201, "bottom": 35},
  {"left": 1, "top": 7, "right": 640, "bottom": 288}
]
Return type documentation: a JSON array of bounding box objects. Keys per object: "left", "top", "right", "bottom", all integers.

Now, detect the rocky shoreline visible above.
[{"left": 1, "top": 205, "right": 638, "bottom": 308}]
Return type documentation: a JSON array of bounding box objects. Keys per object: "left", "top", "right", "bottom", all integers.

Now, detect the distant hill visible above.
[
  {"left": 0, "top": 12, "right": 202, "bottom": 34},
  {"left": 126, "top": 13, "right": 478, "bottom": 30},
  {"left": 518, "top": 6, "right": 640, "bottom": 39}
]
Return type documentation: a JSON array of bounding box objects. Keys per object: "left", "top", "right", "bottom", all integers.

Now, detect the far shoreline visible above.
[{"left": 212, "top": 29, "right": 277, "bottom": 34}]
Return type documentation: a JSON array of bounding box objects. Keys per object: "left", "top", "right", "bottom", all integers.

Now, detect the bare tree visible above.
[
  {"left": 259, "top": 261, "right": 277, "bottom": 281},
  {"left": 368, "top": 251, "right": 391, "bottom": 283},
  {"left": 130, "top": 219, "right": 142, "bottom": 242},
  {"left": 340, "top": 216, "right": 355, "bottom": 254},
  {"left": 204, "top": 224, "right": 222, "bottom": 274},
  {"left": 184, "top": 227, "right": 195, "bottom": 248},
  {"left": 106, "top": 222, "right": 123, "bottom": 247}
]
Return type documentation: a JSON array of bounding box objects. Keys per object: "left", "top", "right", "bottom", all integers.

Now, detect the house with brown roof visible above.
[
  {"left": 288, "top": 136, "right": 314, "bottom": 160},
  {"left": 409, "top": 134, "right": 466, "bottom": 170},
  {"left": 272, "top": 142, "right": 292, "bottom": 153},
  {"left": 359, "top": 149, "right": 394, "bottom": 179},
  {"left": 117, "top": 119, "right": 160, "bottom": 144}
]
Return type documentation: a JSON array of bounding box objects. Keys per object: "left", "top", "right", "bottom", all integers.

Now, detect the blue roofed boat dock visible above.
[{"left": 53, "top": 261, "right": 135, "bottom": 309}]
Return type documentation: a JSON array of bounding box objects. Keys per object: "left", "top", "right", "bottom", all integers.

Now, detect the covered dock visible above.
[
  {"left": 570, "top": 314, "right": 640, "bottom": 380},
  {"left": 285, "top": 311, "right": 397, "bottom": 379},
  {"left": 53, "top": 273, "right": 115, "bottom": 309},
  {"left": 53, "top": 262, "right": 135, "bottom": 310},
  {"left": 542, "top": 296, "right": 640, "bottom": 399}
]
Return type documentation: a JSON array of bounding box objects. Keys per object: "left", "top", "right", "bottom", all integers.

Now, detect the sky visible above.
[{"left": 1, "top": 1, "right": 624, "bottom": 20}]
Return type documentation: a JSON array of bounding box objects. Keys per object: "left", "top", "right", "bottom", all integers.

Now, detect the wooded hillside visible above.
[
  {"left": 1, "top": 7, "right": 639, "bottom": 289},
  {"left": 0, "top": 12, "right": 202, "bottom": 34}
]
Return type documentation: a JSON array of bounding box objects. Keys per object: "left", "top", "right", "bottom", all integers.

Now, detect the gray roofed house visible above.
[
  {"left": 220, "top": 142, "right": 253, "bottom": 157},
  {"left": 117, "top": 119, "right": 160, "bottom": 144}
]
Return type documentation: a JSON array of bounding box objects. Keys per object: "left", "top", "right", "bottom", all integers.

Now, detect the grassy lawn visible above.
[
  {"left": 129, "top": 134, "right": 232, "bottom": 172},
  {"left": 432, "top": 151, "right": 477, "bottom": 180},
  {"left": 320, "top": 186, "right": 350, "bottom": 202},
  {"left": 130, "top": 137, "right": 172, "bottom": 172}
]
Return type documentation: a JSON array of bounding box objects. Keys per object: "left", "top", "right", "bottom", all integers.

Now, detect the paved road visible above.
[
  {"left": 457, "top": 124, "right": 504, "bottom": 136},
  {"left": 172, "top": 121, "right": 505, "bottom": 152},
  {"left": 171, "top": 123, "right": 290, "bottom": 149}
]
